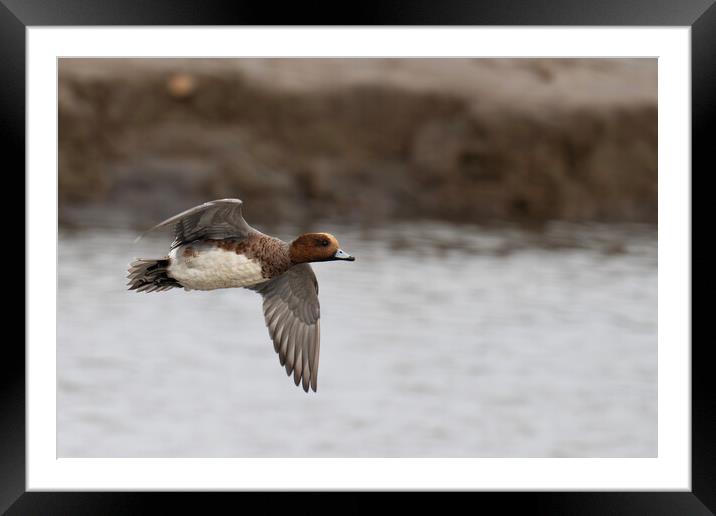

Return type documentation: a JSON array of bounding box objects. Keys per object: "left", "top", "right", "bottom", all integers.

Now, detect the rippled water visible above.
[{"left": 57, "top": 222, "right": 657, "bottom": 457}]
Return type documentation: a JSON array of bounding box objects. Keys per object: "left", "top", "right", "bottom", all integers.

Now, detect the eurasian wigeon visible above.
[{"left": 127, "top": 198, "right": 355, "bottom": 392}]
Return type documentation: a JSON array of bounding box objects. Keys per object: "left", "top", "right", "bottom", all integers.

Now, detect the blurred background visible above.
[{"left": 58, "top": 58, "right": 657, "bottom": 457}]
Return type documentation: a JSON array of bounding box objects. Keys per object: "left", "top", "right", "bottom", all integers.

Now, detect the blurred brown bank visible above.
[{"left": 58, "top": 58, "right": 657, "bottom": 228}]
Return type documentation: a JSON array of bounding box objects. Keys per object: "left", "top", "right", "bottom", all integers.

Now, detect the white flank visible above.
[{"left": 167, "top": 246, "right": 265, "bottom": 291}]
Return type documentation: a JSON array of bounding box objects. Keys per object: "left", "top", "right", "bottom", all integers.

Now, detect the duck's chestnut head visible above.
[{"left": 289, "top": 232, "right": 355, "bottom": 264}]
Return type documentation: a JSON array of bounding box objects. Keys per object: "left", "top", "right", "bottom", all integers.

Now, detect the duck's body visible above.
[
  {"left": 127, "top": 199, "right": 354, "bottom": 392},
  {"left": 167, "top": 233, "right": 290, "bottom": 291}
]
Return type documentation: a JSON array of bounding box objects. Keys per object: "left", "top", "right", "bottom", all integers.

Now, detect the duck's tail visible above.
[{"left": 127, "top": 258, "right": 182, "bottom": 293}]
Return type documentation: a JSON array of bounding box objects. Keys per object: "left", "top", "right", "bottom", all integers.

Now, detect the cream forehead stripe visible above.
[
  {"left": 312, "top": 233, "right": 338, "bottom": 245},
  {"left": 168, "top": 246, "right": 265, "bottom": 291}
]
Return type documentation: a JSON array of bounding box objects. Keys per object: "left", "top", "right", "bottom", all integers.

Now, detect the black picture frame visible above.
[{"left": 6, "top": 1, "right": 710, "bottom": 513}]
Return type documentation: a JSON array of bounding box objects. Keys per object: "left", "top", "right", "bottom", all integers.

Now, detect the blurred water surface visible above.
[{"left": 58, "top": 222, "right": 657, "bottom": 457}]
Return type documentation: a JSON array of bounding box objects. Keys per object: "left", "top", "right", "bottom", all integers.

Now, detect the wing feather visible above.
[
  {"left": 139, "top": 199, "right": 253, "bottom": 248},
  {"left": 248, "top": 264, "right": 321, "bottom": 392}
]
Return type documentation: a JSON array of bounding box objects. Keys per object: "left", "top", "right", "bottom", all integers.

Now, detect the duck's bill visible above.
[{"left": 333, "top": 249, "right": 355, "bottom": 261}]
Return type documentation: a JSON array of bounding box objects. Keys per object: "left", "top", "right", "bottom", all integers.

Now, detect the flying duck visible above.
[{"left": 127, "top": 199, "right": 355, "bottom": 392}]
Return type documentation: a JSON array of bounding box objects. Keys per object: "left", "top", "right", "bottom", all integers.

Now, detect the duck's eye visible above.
[{"left": 321, "top": 239, "right": 329, "bottom": 247}]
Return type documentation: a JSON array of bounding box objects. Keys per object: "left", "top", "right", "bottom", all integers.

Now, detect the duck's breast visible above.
[{"left": 167, "top": 240, "right": 266, "bottom": 291}]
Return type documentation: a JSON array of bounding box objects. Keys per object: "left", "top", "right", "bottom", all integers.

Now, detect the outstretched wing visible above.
[
  {"left": 250, "top": 264, "right": 321, "bottom": 392},
  {"left": 141, "top": 198, "right": 253, "bottom": 249}
]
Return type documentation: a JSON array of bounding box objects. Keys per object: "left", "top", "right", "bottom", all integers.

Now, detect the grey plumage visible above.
[
  {"left": 142, "top": 198, "right": 253, "bottom": 249},
  {"left": 249, "top": 264, "right": 321, "bottom": 392},
  {"left": 126, "top": 258, "right": 181, "bottom": 292}
]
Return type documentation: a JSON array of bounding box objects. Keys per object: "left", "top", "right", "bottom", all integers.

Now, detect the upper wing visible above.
[
  {"left": 250, "top": 264, "right": 321, "bottom": 392},
  {"left": 141, "top": 199, "right": 253, "bottom": 249}
]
